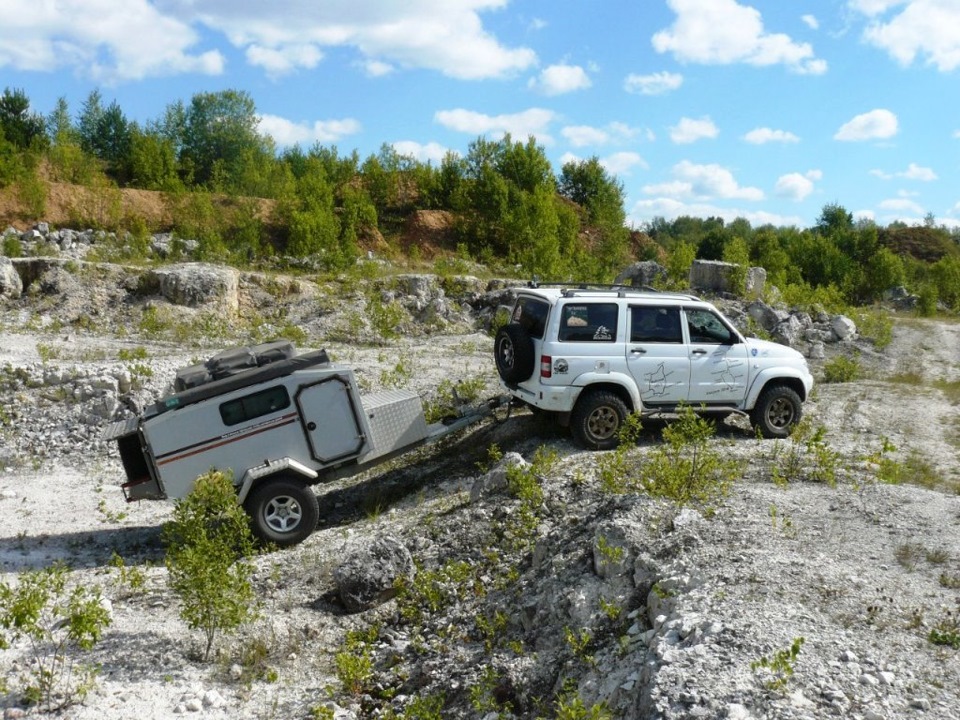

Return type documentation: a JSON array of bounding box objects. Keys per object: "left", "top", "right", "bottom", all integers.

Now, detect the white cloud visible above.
[
  {"left": 0, "top": 0, "right": 538, "bottom": 81},
  {"left": 361, "top": 59, "right": 394, "bottom": 77},
  {"left": 878, "top": 197, "right": 925, "bottom": 215},
  {"left": 802, "top": 15, "right": 819, "bottom": 30},
  {"left": 601, "top": 152, "right": 648, "bottom": 175},
  {"left": 246, "top": 43, "right": 323, "bottom": 76},
  {"left": 629, "top": 198, "right": 800, "bottom": 227},
  {"left": 854, "top": 0, "right": 960, "bottom": 71},
  {"left": 849, "top": 0, "right": 905, "bottom": 15},
  {"left": 870, "top": 162, "right": 938, "bottom": 181},
  {"left": 528, "top": 63, "right": 591, "bottom": 95},
  {"left": 670, "top": 116, "right": 719, "bottom": 144},
  {"left": 743, "top": 127, "right": 800, "bottom": 144},
  {"left": 0, "top": 0, "right": 224, "bottom": 81},
  {"left": 775, "top": 171, "right": 820, "bottom": 201},
  {"left": 391, "top": 141, "right": 450, "bottom": 164},
  {"left": 652, "top": 0, "right": 827, "bottom": 74},
  {"left": 643, "top": 160, "right": 764, "bottom": 201},
  {"left": 435, "top": 107, "right": 555, "bottom": 143},
  {"left": 561, "top": 122, "right": 642, "bottom": 147},
  {"left": 834, "top": 109, "right": 899, "bottom": 141},
  {"left": 257, "top": 114, "right": 361, "bottom": 146},
  {"left": 623, "top": 71, "right": 683, "bottom": 95},
  {"left": 562, "top": 126, "right": 610, "bottom": 147}
]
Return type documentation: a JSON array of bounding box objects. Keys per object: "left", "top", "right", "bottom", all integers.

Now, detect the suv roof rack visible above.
[{"left": 526, "top": 279, "right": 700, "bottom": 301}]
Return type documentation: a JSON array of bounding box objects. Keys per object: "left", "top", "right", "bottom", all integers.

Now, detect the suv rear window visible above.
[
  {"left": 512, "top": 297, "right": 549, "bottom": 339},
  {"left": 630, "top": 306, "right": 682, "bottom": 343},
  {"left": 558, "top": 303, "right": 618, "bottom": 342}
]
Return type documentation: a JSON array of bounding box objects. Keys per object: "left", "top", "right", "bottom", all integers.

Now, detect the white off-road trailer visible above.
[{"left": 103, "top": 342, "right": 503, "bottom": 546}]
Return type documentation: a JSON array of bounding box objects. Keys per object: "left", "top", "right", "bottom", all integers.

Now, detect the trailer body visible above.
[{"left": 103, "top": 342, "right": 472, "bottom": 546}]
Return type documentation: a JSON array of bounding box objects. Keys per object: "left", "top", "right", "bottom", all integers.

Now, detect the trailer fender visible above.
[{"left": 237, "top": 458, "right": 318, "bottom": 504}]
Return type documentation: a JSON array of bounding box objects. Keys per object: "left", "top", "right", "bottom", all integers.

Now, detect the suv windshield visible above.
[{"left": 512, "top": 297, "right": 549, "bottom": 339}]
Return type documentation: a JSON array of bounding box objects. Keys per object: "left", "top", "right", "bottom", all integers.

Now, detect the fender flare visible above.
[
  {"left": 745, "top": 369, "right": 810, "bottom": 409},
  {"left": 571, "top": 371, "right": 643, "bottom": 413},
  {"left": 236, "top": 457, "right": 318, "bottom": 504}
]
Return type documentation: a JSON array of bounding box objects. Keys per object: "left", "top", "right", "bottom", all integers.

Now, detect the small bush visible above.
[
  {"left": 639, "top": 405, "right": 738, "bottom": 506},
  {"left": 0, "top": 563, "right": 111, "bottom": 710},
  {"left": 751, "top": 637, "right": 805, "bottom": 692},
  {"left": 163, "top": 470, "right": 258, "bottom": 661},
  {"left": 823, "top": 354, "right": 861, "bottom": 383}
]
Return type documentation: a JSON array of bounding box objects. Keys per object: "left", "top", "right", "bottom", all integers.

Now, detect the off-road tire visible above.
[
  {"left": 495, "top": 323, "right": 536, "bottom": 383},
  {"left": 245, "top": 478, "right": 319, "bottom": 547},
  {"left": 571, "top": 390, "right": 629, "bottom": 450},
  {"left": 750, "top": 385, "right": 802, "bottom": 438}
]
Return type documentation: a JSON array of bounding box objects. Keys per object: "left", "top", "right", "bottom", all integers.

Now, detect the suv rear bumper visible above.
[{"left": 501, "top": 381, "right": 581, "bottom": 413}]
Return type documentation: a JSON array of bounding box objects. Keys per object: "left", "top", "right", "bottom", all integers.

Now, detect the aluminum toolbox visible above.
[{"left": 361, "top": 390, "right": 429, "bottom": 462}]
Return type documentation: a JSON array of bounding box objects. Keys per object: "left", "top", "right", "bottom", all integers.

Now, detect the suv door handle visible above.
[
  {"left": 629, "top": 347, "right": 647, "bottom": 354},
  {"left": 691, "top": 349, "right": 708, "bottom": 356}
]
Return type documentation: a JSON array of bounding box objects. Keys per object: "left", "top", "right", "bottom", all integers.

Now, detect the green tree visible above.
[
  {"left": 163, "top": 470, "right": 258, "bottom": 661},
  {"left": 176, "top": 90, "right": 271, "bottom": 190},
  {"left": 722, "top": 236, "right": 751, "bottom": 296},
  {"left": 46, "top": 96, "right": 75, "bottom": 144},
  {"left": 931, "top": 255, "right": 960, "bottom": 310},
  {"left": 278, "top": 158, "right": 343, "bottom": 263},
  {"left": 0, "top": 87, "right": 46, "bottom": 150},
  {"left": 859, "top": 246, "right": 905, "bottom": 302},
  {"left": 128, "top": 125, "right": 181, "bottom": 191}
]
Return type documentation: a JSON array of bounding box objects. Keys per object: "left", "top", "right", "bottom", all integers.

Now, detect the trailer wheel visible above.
[{"left": 245, "top": 478, "right": 319, "bottom": 547}]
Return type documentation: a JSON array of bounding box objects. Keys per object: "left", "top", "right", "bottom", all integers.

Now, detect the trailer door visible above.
[{"left": 295, "top": 376, "right": 367, "bottom": 463}]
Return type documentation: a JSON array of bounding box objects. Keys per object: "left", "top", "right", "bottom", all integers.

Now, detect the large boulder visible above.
[
  {"left": 0, "top": 256, "right": 22, "bottom": 299},
  {"left": 615, "top": 261, "right": 667, "bottom": 288},
  {"left": 689, "top": 260, "right": 765, "bottom": 296},
  {"left": 333, "top": 535, "right": 415, "bottom": 613},
  {"left": 147, "top": 263, "right": 239, "bottom": 310}
]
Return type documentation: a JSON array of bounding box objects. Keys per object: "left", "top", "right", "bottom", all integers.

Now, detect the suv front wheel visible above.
[
  {"left": 750, "top": 385, "right": 802, "bottom": 438},
  {"left": 571, "top": 390, "right": 628, "bottom": 450}
]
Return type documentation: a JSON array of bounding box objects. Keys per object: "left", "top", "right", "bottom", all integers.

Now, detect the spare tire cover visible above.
[{"left": 495, "top": 323, "right": 536, "bottom": 383}]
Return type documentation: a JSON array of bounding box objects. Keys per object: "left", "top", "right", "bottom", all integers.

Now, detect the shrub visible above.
[
  {"left": 0, "top": 563, "right": 111, "bottom": 710},
  {"left": 823, "top": 354, "right": 861, "bottom": 383},
  {"left": 163, "top": 470, "right": 258, "bottom": 661},
  {"left": 639, "top": 405, "right": 738, "bottom": 506}
]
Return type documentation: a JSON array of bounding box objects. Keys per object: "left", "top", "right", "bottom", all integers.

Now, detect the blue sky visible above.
[{"left": 1, "top": 0, "right": 958, "bottom": 231}]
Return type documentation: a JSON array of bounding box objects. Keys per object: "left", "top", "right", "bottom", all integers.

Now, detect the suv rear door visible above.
[{"left": 626, "top": 305, "right": 690, "bottom": 406}]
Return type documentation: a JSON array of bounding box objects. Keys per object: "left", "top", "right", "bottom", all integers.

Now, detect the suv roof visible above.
[{"left": 518, "top": 283, "right": 702, "bottom": 303}]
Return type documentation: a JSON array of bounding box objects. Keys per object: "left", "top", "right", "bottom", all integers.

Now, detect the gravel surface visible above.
[{"left": 1, "top": 280, "right": 959, "bottom": 719}]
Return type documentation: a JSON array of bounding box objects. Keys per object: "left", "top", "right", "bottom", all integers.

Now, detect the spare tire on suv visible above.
[{"left": 494, "top": 323, "right": 535, "bottom": 383}]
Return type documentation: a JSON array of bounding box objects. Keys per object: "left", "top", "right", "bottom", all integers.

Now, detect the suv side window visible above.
[
  {"left": 513, "top": 297, "right": 549, "bottom": 339},
  {"left": 558, "top": 303, "right": 618, "bottom": 342},
  {"left": 630, "top": 306, "right": 682, "bottom": 343},
  {"left": 686, "top": 308, "right": 734, "bottom": 344}
]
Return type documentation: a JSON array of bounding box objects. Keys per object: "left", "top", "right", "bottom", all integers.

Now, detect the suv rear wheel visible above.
[
  {"left": 494, "top": 323, "right": 536, "bottom": 383},
  {"left": 571, "top": 390, "right": 628, "bottom": 450},
  {"left": 750, "top": 385, "right": 802, "bottom": 438}
]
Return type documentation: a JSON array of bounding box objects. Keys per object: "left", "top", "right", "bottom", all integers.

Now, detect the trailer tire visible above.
[{"left": 245, "top": 478, "right": 319, "bottom": 547}]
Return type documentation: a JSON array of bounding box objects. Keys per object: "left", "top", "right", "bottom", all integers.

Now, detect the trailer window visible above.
[{"left": 219, "top": 385, "right": 291, "bottom": 426}]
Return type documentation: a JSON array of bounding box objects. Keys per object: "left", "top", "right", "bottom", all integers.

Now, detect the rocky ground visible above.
[{"left": 1, "top": 244, "right": 959, "bottom": 720}]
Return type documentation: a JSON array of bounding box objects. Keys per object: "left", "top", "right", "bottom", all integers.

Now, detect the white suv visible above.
[{"left": 494, "top": 284, "right": 814, "bottom": 449}]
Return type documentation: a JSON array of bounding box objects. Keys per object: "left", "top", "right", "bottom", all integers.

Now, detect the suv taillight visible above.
[{"left": 540, "top": 355, "right": 552, "bottom": 378}]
